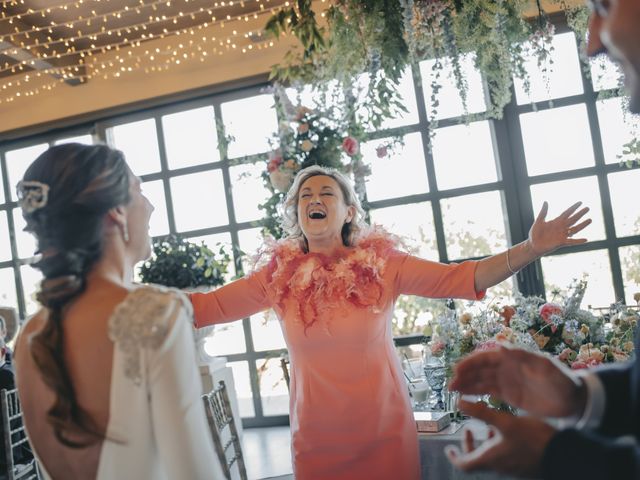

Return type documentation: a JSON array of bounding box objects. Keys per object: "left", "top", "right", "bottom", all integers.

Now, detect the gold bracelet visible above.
[{"left": 506, "top": 247, "right": 519, "bottom": 275}]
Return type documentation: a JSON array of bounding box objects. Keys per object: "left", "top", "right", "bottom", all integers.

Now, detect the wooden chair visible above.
[
  {"left": 0, "top": 389, "right": 39, "bottom": 480},
  {"left": 202, "top": 381, "right": 247, "bottom": 480}
]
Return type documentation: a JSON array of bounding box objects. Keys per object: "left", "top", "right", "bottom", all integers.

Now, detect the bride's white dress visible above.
[{"left": 36, "top": 285, "right": 225, "bottom": 480}]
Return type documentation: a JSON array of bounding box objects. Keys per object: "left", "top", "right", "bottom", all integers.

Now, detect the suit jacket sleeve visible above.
[
  {"left": 542, "top": 361, "right": 640, "bottom": 479},
  {"left": 542, "top": 427, "right": 640, "bottom": 479}
]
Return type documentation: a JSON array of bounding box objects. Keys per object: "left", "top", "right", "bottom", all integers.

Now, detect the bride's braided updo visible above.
[{"left": 20, "top": 143, "right": 130, "bottom": 446}]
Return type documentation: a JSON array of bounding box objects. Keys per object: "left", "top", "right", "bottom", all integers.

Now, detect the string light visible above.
[{"left": 0, "top": 0, "right": 290, "bottom": 104}]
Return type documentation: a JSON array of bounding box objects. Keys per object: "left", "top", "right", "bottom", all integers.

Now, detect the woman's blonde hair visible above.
[{"left": 280, "top": 165, "right": 367, "bottom": 248}]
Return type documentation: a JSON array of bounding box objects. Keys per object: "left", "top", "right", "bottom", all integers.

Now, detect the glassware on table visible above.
[
  {"left": 409, "top": 379, "right": 431, "bottom": 411},
  {"left": 424, "top": 355, "right": 447, "bottom": 411}
]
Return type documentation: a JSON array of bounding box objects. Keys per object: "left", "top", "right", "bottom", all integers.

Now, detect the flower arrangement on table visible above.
[{"left": 426, "top": 279, "right": 639, "bottom": 373}]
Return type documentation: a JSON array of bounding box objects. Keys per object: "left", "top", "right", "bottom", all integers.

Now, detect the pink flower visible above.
[
  {"left": 539, "top": 302, "right": 563, "bottom": 333},
  {"left": 558, "top": 348, "right": 577, "bottom": 364},
  {"left": 342, "top": 136, "right": 359, "bottom": 156},
  {"left": 375, "top": 145, "right": 388, "bottom": 158},
  {"left": 539, "top": 302, "right": 563, "bottom": 322},
  {"left": 571, "top": 361, "right": 588, "bottom": 370},
  {"left": 267, "top": 156, "right": 283, "bottom": 173},
  {"left": 429, "top": 340, "right": 446, "bottom": 356},
  {"left": 475, "top": 340, "right": 499, "bottom": 352},
  {"left": 298, "top": 123, "right": 310, "bottom": 134}
]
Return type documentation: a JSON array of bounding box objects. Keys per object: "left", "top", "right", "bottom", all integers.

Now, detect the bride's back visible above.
[{"left": 15, "top": 282, "right": 128, "bottom": 480}]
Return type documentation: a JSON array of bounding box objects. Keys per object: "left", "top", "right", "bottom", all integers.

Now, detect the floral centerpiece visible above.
[
  {"left": 423, "top": 279, "right": 638, "bottom": 412},
  {"left": 426, "top": 279, "right": 639, "bottom": 372}
]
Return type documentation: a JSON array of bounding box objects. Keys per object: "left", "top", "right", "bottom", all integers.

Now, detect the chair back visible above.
[
  {"left": 202, "top": 381, "right": 247, "bottom": 480},
  {"left": 0, "top": 388, "right": 39, "bottom": 480},
  {"left": 280, "top": 355, "right": 290, "bottom": 392}
]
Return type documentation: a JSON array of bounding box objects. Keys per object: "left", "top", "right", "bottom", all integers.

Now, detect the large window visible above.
[{"left": 1, "top": 25, "right": 638, "bottom": 427}]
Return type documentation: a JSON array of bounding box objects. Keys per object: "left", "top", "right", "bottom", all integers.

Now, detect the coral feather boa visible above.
[{"left": 253, "top": 227, "right": 400, "bottom": 331}]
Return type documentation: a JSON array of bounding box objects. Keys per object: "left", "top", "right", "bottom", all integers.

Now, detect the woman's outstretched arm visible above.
[
  {"left": 474, "top": 201, "right": 591, "bottom": 292},
  {"left": 190, "top": 269, "right": 271, "bottom": 328}
]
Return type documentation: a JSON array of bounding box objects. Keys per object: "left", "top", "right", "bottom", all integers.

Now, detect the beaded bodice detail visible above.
[{"left": 108, "top": 286, "right": 189, "bottom": 385}]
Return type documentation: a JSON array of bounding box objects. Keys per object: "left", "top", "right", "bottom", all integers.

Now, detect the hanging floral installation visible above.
[
  {"left": 259, "top": 84, "right": 402, "bottom": 238},
  {"left": 265, "top": 0, "right": 590, "bottom": 124}
]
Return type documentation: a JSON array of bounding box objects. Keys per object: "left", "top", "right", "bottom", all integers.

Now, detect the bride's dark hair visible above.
[{"left": 20, "top": 143, "right": 130, "bottom": 447}]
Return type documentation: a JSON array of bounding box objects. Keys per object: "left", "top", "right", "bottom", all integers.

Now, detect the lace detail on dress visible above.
[{"left": 108, "top": 286, "right": 184, "bottom": 385}]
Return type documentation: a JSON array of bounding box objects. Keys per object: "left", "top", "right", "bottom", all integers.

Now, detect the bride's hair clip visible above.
[{"left": 16, "top": 180, "right": 50, "bottom": 213}]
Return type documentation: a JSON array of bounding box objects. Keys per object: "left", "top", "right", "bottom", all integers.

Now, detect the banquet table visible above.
[{"left": 419, "top": 419, "right": 518, "bottom": 480}]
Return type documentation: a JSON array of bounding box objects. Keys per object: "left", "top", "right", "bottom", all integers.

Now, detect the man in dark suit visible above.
[{"left": 446, "top": 2, "right": 640, "bottom": 477}]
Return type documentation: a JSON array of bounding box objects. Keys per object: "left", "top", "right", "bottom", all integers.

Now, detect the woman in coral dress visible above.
[{"left": 191, "top": 165, "right": 591, "bottom": 480}]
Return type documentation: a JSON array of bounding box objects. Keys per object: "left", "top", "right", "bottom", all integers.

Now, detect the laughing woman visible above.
[{"left": 190, "top": 165, "right": 591, "bottom": 480}]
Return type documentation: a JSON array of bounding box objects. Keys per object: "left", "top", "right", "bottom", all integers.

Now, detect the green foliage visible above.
[
  {"left": 618, "top": 139, "right": 640, "bottom": 168},
  {"left": 138, "top": 235, "right": 231, "bottom": 289}
]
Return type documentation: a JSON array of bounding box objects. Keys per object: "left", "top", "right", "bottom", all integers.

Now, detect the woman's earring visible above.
[{"left": 122, "top": 222, "right": 130, "bottom": 243}]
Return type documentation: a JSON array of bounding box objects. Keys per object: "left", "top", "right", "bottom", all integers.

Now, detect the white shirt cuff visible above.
[{"left": 572, "top": 370, "right": 606, "bottom": 430}]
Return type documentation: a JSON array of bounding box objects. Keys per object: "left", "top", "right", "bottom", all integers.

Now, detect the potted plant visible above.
[{"left": 138, "top": 234, "right": 232, "bottom": 364}]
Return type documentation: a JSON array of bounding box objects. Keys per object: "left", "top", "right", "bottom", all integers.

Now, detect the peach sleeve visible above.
[
  {"left": 189, "top": 269, "right": 272, "bottom": 329},
  {"left": 391, "top": 252, "right": 486, "bottom": 301}
]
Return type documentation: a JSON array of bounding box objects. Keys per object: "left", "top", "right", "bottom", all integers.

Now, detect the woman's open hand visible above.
[{"left": 528, "top": 201, "right": 591, "bottom": 256}]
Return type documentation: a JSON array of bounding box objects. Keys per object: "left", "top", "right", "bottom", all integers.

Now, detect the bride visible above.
[{"left": 13, "top": 143, "right": 224, "bottom": 479}]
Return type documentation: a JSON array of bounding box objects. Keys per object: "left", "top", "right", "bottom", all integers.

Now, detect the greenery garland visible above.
[{"left": 265, "top": 0, "right": 589, "bottom": 123}]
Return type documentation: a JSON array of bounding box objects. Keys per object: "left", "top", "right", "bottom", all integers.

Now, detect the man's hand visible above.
[
  {"left": 449, "top": 346, "right": 587, "bottom": 418},
  {"left": 446, "top": 400, "right": 557, "bottom": 478}
]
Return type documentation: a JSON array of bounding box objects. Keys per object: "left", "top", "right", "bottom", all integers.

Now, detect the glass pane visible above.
[
  {"left": 170, "top": 170, "right": 228, "bottom": 232},
  {"left": 6, "top": 144, "right": 48, "bottom": 201},
  {"left": 590, "top": 55, "right": 624, "bottom": 92},
  {"left": 185, "top": 232, "right": 236, "bottom": 279},
  {"left": 20, "top": 265, "right": 43, "bottom": 316},
  {"left": 257, "top": 357, "right": 289, "bottom": 416},
  {"left": 13, "top": 209, "right": 37, "bottom": 259},
  {"left": 358, "top": 67, "right": 419, "bottom": 131},
  {"left": 0, "top": 269, "right": 18, "bottom": 311},
  {"left": 227, "top": 361, "right": 255, "bottom": 417},
  {"left": 229, "top": 162, "right": 271, "bottom": 224},
  {"left": 238, "top": 227, "right": 265, "bottom": 273},
  {"left": 420, "top": 53, "right": 486, "bottom": 120},
  {"left": 204, "top": 320, "right": 246, "bottom": 356},
  {"left": 431, "top": 121, "right": 498, "bottom": 190},
  {"left": 141, "top": 180, "right": 170, "bottom": 237},
  {"left": 0, "top": 212, "right": 11, "bottom": 262},
  {"left": 529, "top": 177, "right": 606, "bottom": 243},
  {"left": 441, "top": 191, "right": 507, "bottom": 260},
  {"left": 54, "top": 134, "right": 93, "bottom": 145},
  {"left": 222, "top": 94, "right": 278, "bottom": 159},
  {"left": 597, "top": 97, "right": 640, "bottom": 164},
  {"left": 541, "top": 250, "right": 615, "bottom": 308},
  {"left": 520, "top": 104, "right": 594, "bottom": 176},
  {"left": 363, "top": 132, "right": 429, "bottom": 202},
  {"left": 608, "top": 169, "right": 640, "bottom": 237},
  {"left": 620, "top": 245, "right": 640, "bottom": 304},
  {"left": 252, "top": 312, "right": 286, "bottom": 351},
  {"left": 162, "top": 106, "right": 219, "bottom": 169},
  {"left": 369, "top": 202, "right": 439, "bottom": 261},
  {"left": 109, "top": 119, "right": 161, "bottom": 176},
  {"left": 514, "top": 32, "right": 583, "bottom": 104}
]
